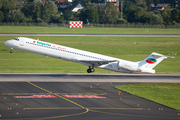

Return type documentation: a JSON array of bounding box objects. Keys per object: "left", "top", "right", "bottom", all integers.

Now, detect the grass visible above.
[
  {"left": 0, "top": 26, "right": 180, "bottom": 34},
  {"left": 0, "top": 36, "right": 180, "bottom": 73},
  {"left": 114, "top": 83, "right": 180, "bottom": 110}
]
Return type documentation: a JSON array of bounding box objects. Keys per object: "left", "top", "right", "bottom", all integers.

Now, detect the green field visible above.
[
  {"left": 0, "top": 36, "right": 179, "bottom": 73},
  {"left": 114, "top": 83, "right": 180, "bottom": 110},
  {"left": 0, "top": 26, "right": 180, "bottom": 34}
]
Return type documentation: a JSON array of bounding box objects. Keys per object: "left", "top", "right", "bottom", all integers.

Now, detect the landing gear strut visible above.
[
  {"left": 10, "top": 48, "right": 13, "bottom": 53},
  {"left": 87, "top": 66, "right": 95, "bottom": 73}
]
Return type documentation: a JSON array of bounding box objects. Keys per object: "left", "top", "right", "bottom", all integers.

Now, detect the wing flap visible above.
[{"left": 77, "top": 60, "right": 117, "bottom": 66}]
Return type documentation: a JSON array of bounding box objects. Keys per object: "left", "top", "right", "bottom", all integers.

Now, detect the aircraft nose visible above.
[
  {"left": 4, "top": 40, "right": 12, "bottom": 47},
  {"left": 4, "top": 41, "right": 8, "bottom": 46}
]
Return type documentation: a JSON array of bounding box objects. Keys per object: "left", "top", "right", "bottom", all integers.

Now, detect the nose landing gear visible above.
[
  {"left": 10, "top": 48, "right": 13, "bottom": 53},
  {"left": 87, "top": 66, "right": 95, "bottom": 73}
]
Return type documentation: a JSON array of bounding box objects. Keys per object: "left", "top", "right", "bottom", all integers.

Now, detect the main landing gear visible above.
[
  {"left": 87, "top": 66, "right": 95, "bottom": 73},
  {"left": 10, "top": 48, "right": 13, "bottom": 53}
]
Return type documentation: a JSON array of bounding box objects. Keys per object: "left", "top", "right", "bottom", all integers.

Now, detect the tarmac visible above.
[{"left": 0, "top": 74, "right": 180, "bottom": 120}]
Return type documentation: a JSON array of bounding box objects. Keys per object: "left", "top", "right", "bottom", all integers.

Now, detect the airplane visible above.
[{"left": 4, "top": 37, "right": 173, "bottom": 74}]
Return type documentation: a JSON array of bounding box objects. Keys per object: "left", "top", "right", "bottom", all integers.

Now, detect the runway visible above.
[
  {"left": 0, "top": 74, "right": 180, "bottom": 120},
  {"left": 0, "top": 33, "right": 180, "bottom": 37},
  {"left": 0, "top": 73, "right": 180, "bottom": 83}
]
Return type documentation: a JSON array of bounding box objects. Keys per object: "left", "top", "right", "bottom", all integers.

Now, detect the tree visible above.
[
  {"left": 72, "top": 0, "right": 91, "bottom": 7},
  {"left": 91, "top": 7, "right": 99, "bottom": 23},
  {"left": 4, "top": 9, "right": 25, "bottom": 22},
  {"left": 171, "top": 8, "right": 180, "bottom": 23},
  {"left": 51, "top": 13, "right": 61, "bottom": 23},
  {"left": 36, "top": 18, "right": 44, "bottom": 23},
  {"left": 87, "top": 2, "right": 99, "bottom": 23},
  {"left": 134, "top": 5, "right": 147, "bottom": 22},
  {"left": 0, "top": 11, "right": 4, "bottom": 22},
  {"left": 1, "top": 0, "right": 18, "bottom": 15},
  {"left": 104, "top": 3, "right": 119, "bottom": 24},
  {"left": 135, "top": 0, "right": 146, "bottom": 5},
  {"left": 124, "top": 1, "right": 147, "bottom": 23},
  {"left": 146, "top": 0, "right": 152, "bottom": 10},
  {"left": 71, "top": 12, "right": 80, "bottom": 21},
  {"left": 58, "top": 16, "right": 66, "bottom": 24},
  {"left": 91, "top": 0, "right": 104, "bottom": 3},
  {"left": 161, "top": 9, "right": 171, "bottom": 24},
  {"left": 141, "top": 11, "right": 154, "bottom": 24},
  {"left": 0, "top": 1, "right": 3, "bottom": 10},
  {"left": 153, "top": 10, "right": 161, "bottom": 15},
  {"left": 41, "top": 1, "right": 58, "bottom": 23},
  {"left": 22, "top": 2, "right": 33, "bottom": 18},
  {"left": 79, "top": 2, "right": 99, "bottom": 24},
  {"left": 150, "top": 14, "right": 163, "bottom": 25},
  {"left": 97, "top": 4, "right": 106, "bottom": 24},
  {"left": 123, "top": 1, "right": 138, "bottom": 22},
  {"left": 152, "top": 0, "right": 160, "bottom": 6},
  {"left": 32, "top": 0, "right": 42, "bottom": 22},
  {"left": 117, "top": 18, "right": 127, "bottom": 24},
  {"left": 63, "top": 10, "right": 73, "bottom": 21}
]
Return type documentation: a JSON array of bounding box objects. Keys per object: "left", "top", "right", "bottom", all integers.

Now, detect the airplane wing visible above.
[{"left": 77, "top": 60, "right": 117, "bottom": 67}]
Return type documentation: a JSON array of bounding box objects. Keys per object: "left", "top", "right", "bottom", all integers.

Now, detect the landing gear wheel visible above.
[
  {"left": 10, "top": 48, "right": 13, "bottom": 53},
  {"left": 87, "top": 67, "right": 95, "bottom": 73},
  {"left": 91, "top": 68, "right": 95, "bottom": 72},
  {"left": 87, "top": 69, "right": 91, "bottom": 73}
]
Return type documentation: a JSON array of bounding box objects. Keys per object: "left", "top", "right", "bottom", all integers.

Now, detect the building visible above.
[
  {"left": 16, "top": 1, "right": 25, "bottom": 7},
  {"left": 156, "top": 4, "right": 171, "bottom": 9},
  {"left": 105, "top": 0, "right": 119, "bottom": 10},
  {"left": 150, "top": 3, "right": 171, "bottom": 11},
  {"left": 70, "top": 2, "right": 85, "bottom": 12}
]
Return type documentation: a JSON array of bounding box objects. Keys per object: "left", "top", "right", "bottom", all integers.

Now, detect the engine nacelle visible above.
[{"left": 117, "top": 61, "right": 139, "bottom": 72}]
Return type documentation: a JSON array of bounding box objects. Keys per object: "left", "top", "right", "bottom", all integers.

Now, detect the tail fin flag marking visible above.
[{"left": 146, "top": 58, "right": 157, "bottom": 64}]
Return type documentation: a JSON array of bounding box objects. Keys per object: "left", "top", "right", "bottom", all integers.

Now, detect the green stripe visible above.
[{"left": 148, "top": 58, "right": 157, "bottom": 63}]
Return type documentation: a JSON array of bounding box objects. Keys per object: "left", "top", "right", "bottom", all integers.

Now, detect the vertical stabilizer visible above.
[{"left": 138, "top": 52, "right": 173, "bottom": 73}]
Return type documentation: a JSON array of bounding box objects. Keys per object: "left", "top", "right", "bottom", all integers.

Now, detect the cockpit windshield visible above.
[{"left": 14, "top": 37, "right": 19, "bottom": 41}]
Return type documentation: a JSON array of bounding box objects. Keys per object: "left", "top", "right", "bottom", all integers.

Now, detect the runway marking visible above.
[
  {"left": 26, "top": 107, "right": 85, "bottom": 109},
  {"left": 0, "top": 108, "right": 89, "bottom": 120},
  {"left": 62, "top": 95, "right": 107, "bottom": 98},
  {"left": 24, "top": 79, "right": 89, "bottom": 120},
  {"left": 89, "top": 107, "right": 143, "bottom": 110},
  {"left": 90, "top": 109, "right": 180, "bottom": 119},
  {"left": 26, "top": 107, "right": 143, "bottom": 110},
  {"left": 24, "top": 79, "right": 85, "bottom": 108},
  {"left": 1, "top": 93, "right": 105, "bottom": 95},
  {"left": 35, "top": 108, "right": 89, "bottom": 120},
  {"left": 14, "top": 95, "right": 57, "bottom": 98}
]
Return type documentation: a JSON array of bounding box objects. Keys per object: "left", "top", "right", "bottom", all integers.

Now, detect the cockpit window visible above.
[{"left": 14, "top": 37, "right": 19, "bottom": 41}]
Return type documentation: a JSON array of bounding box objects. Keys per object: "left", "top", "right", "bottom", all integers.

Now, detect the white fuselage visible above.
[{"left": 5, "top": 37, "right": 165, "bottom": 74}]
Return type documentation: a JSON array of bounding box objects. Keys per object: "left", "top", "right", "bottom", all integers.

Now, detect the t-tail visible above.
[{"left": 138, "top": 52, "right": 174, "bottom": 74}]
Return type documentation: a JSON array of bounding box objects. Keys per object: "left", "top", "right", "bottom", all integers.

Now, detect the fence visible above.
[
  {"left": 84, "top": 24, "right": 180, "bottom": 28},
  {"left": 0, "top": 22, "right": 68, "bottom": 27},
  {"left": 0, "top": 22, "right": 180, "bottom": 29}
]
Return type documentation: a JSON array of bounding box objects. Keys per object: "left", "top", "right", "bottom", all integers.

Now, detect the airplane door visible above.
[{"left": 19, "top": 39, "right": 24, "bottom": 46}]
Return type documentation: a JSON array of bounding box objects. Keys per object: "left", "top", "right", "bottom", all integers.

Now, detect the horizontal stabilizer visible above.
[{"left": 151, "top": 52, "right": 174, "bottom": 59}]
